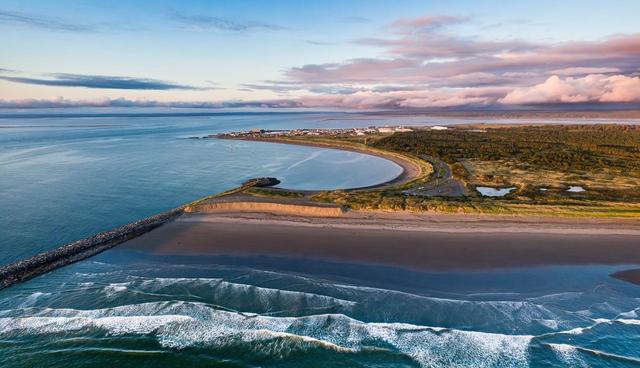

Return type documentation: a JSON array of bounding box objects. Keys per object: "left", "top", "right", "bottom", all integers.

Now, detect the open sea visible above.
[{"left": 1, "top": 110, "right": 639, "bottom": 367}]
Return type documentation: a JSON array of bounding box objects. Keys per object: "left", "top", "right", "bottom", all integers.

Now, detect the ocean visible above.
[
  {"left": 1, "top": 111, "right": 639, "bottom": 367},
  {"left": 0, "top": 111, "right": 406, "bottom": 264}
]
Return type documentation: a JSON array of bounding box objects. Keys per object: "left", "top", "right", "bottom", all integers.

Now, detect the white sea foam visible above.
[
  {"left": 549, "top": 343, "right": 587, "bottom": 367},
  {"left": 331, "top": 282, "right": 580, "bottom": 333},
  {"left": 17, "top": 292, "right": 51, "bottom": 308},
  {"left": 125, "top": 276, "right": 357, "bottom": 311},
  {"left": 561, "top": 327, "right": 585, "bottom": 335},
  {"left": 553, "top": 313, "right": 640, "bottom": 337},
  {"left": 325, "top": 154, "right": 367, "bottom": 165},
  {"left": 287, "top": 150, "right": 322, "bottom": 170},
  {"left": 536, "top": 319, "right": 559, "bottom": 330},
  {"left": 0, "top": 301, "right": 534, "bottom": 367},
  {"left": 618, "top": 308, "right": 639, "bottom": 319},
  {"left": 103, "top": 283, "right": 129, "bottom": 298}
]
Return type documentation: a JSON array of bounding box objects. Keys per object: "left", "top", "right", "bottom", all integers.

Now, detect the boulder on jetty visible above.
[{"left": 243, "top": 177, "right": 281, "bottom": 187}]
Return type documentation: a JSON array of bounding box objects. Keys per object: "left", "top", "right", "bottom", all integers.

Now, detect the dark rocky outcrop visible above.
[
  {"left": 242, "top": 177, "right": 281, "bottom": 187},
  {"left": 0, "top": 207, "right": 184, "bottom": 290},
  {"left": 0, "top": 178, "right": 280, "bottom": 290}
]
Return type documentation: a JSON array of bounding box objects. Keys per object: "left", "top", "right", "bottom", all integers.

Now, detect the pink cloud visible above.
[
  {"left": 280, "top": 11, "right": 640, "bottom": 96},
  {"left": 298, "top": 87, "right": 508, "bottom": 109},
  {"left": 550, "top": 67, "right": 621, "bottom": 76},
  {"left": 288, "top": 33, "right": 640, "bottom": 86},
  {"left": 6, "top": 14, "right": 640, "bottom": 110},
  {"left": 389, "top": 15, "right": 465, "bottom": 32},
  {"left": 500, "top": 74, "right": 640, "bottom": 104},
  {"left": 265, "top": 14, "right": 640, "bottom": 109},
  {"left": 286, "top": 58, "right": 422, "bottom": 84}
]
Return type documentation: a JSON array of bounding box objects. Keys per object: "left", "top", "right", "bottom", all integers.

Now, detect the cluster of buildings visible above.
[{"left": 218, "top": 125, "right": 416, "bottom": 138}]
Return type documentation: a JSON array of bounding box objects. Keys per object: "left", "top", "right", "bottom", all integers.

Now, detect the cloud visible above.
[
  {"left": 0, "top": 97, "right": 301, "bottom": 109},
  {"left": 0, "top": 72, "right": 209, "bottom": 90},
  {"left": 238, "top": 13, "right": 640, "bottom": 109},
  {"left": 389, "top": 15, "right": 466, "bottom": 32},
  {"left": 0, "top": 10, "right": 102, "bottom": 32},
  {"left": 287, "top": 58, "right": 422, "bottom": 84},
  {"left": 241, "top": 81, "right": 306, "bottom": 93},
  {"left": 550, "top": 67, "right": 621, "bottom": 76},
  {"left": 341, "top": 16, "right": 371, "bottom": 24},
  {"left": 3, "top": 77, "right": 638, "bottom": 110},
  {"left": 4, "top": 13, "right": 640, "bottom": 110},
  {"left": 282, "top": 14, "right": 640, "bottom": 87},
  {"left": 298, "top": 85, "right": 512, "bottom": 109},
  {"left": 500, "top": 74, "right": 640, "bottom": 104},
  {"left": 303, "top": 40, "right": 334, "bottom": 46},
  {"left": 172, "top": 13, "right": 286, "bottom": 32}
]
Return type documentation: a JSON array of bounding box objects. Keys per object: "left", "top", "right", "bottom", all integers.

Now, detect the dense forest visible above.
[{"left": 372, "top": 125, "right": 640, "bottom": 174}]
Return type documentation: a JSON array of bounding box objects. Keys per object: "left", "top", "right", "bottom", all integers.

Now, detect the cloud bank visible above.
[
  {"left": 0, "top": 10, "right": 97, "bottom": 32},
  {"left": 500, "top": 74, "right": 640, "bottom": 104},
  {"left": 0, "top": 72, "right": 209, "bottom": 90},
  {"left": 0, "top": 97, "right": 300, "bottom": 109},
  {"left": 250, "top": 15, "right": 640, "bottom": 108},
  {"left": 2, "top": 13, "right": 639, "bottom": 109}
]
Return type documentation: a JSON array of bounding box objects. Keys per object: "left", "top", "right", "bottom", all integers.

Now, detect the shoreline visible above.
[
  {"left": 179, "top": 210, "right": 640, "bottom": 236},
  {"left": 221, "top": 136, "right": 427, "bottom": 191},
  {"left": 4, "top": 185, "right": 640, "bottom": 289},
  {"left": 119, "top": 210, "right": 640, "bottom": 272},
  {"left": 3, "top": 133, "right": 639, "bottom": 289},
  {"left": 0, "top": 207, "right": 184, "bottom": 289}
]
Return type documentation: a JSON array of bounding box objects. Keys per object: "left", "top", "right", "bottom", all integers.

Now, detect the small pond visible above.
[
  {"left": 567, "top": 186, "right": 586, "bottom": 192},
  {"left": 476, "top": 186, "right": 516, "bottom": 197}
]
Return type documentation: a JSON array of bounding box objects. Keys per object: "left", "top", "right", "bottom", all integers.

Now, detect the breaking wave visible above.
[
  {"left": 0, "top": 301, "right": 534, "bottom": 367},
  {"left": 1, "top": 262, "right": 639, "bottom": 367}
]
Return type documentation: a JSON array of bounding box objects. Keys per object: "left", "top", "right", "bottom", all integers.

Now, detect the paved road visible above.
[{"left": 403, "top": 155, "right": 468, "bottom": 197}]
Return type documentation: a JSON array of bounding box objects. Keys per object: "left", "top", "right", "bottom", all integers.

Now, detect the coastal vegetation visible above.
[
  {"left": 371, "top": 124, "right": 640, "bottom": 202},
  {"left": 240, "top": 124, "right": 640, "bottom": 218},
  {"left": 373, "top": 125, "right": 640, "bottom": 173}
]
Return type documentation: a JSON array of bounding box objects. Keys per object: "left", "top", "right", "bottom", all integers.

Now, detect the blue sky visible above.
[{"left": 1, "top": 0, "right": 639, "bottom": 109}]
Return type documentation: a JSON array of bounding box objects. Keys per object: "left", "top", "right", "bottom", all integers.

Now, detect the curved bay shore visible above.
[
  {"left": 0, "top": 138, "right": 418, "bottom": 289},
  {"left": 222, "top": 136, "right": 429, "bottom": 191},
  {"left": 2, "top": 137, "right": 640, "bottom": 289}
]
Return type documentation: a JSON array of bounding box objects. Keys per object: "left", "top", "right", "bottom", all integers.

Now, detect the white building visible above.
[{"left": 378, "top": 127, "right": 395, "bottom": 133}]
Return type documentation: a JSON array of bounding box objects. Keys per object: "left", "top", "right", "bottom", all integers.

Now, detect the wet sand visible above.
[
  {"left": 611, "top": 269, "right": 640, "bottom": 285},
  {"left": 120, "top": 211, "right": 640, "bottom": 271}
]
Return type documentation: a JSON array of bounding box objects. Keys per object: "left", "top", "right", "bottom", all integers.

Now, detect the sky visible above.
[{"left": 1, "top": 0, "right": 639, "bottom": 110}]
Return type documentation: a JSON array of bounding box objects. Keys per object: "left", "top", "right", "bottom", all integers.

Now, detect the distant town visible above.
[{"left": 190, "top": 125, "right": 455, "bottom": 140}]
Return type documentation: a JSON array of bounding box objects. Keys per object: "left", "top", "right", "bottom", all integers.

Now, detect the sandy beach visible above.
[{"left": 120, "top": 210, "right": 640, "bottom": 272}]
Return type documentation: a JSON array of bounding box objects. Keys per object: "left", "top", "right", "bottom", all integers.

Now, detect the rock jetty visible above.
[
  {"left": 242, "top": 177, "right": 281, "bottom": 187},
  {"left": 0, "top": 207, "right": 184, "bottom": 289}
]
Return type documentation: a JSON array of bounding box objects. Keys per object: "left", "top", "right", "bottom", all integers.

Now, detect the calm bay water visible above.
[
  {"left": 1, "top": 111, "right": 639, "bottom": 367},
  {"left": 0, "top": 112, "right": 404, "bottom": 264}
]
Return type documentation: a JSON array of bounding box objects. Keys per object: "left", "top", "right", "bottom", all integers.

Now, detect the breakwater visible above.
[
  {"left": 0, "top": 178, "right": 278, "bottom": 289},
  {"left": 0, "top": 207, "right": 184, "bottom": 289}
]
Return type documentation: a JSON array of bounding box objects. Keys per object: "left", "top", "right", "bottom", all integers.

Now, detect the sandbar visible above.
[{"left": 120, "top": 210, "right": 640, "bottom": 271}]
